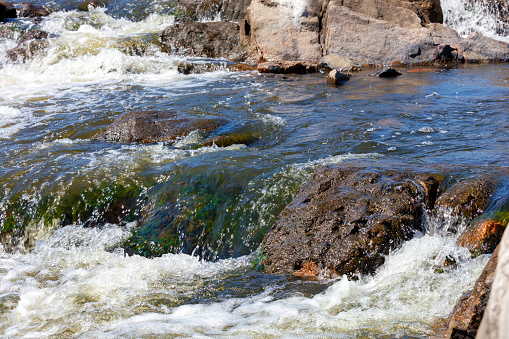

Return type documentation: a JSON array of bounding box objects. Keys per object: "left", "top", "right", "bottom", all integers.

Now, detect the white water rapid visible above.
[{"left": 441, "top": 0, "right": 509, "bottom": 42}]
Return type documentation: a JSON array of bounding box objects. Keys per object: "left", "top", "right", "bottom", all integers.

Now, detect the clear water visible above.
[{"left": 0, "top": 2, "right": 508, "bottom": 338}]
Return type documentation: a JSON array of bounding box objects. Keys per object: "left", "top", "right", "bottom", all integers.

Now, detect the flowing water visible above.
[{"left": 1, "top": 1, "right": 509, "bottom": 338}]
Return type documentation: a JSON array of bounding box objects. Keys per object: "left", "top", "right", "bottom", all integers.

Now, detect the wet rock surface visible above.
[
  {"left": 160, "top": 21, "right": 241, "bottom": 59},
  {"left": 373, "top": 68, "right": 403, "bottom": 78},
  {"left": 458, "top": 219, "right": 506, "bottom": 256},
  {"left": 261, "top": 165, "right": 505, "bottom": 279},
  {"left": 262, "top": 165, "right": 437, "bottom": 278},
  {"left": 94, "top": 110, "right": 228, "bottom": 144},
  {"left": 257, "top": 61, "right": 318, "bottom": 74},
  {"left": 435, "top": 178, "right": 497, "bottom": 230},
  {"left": 446, "top": 245, "right": 498, "bottom": 339},
  {"left": 6, "top": 29, "right": 50, "bottom": 62},
  {"left": 477, "top": 223, "right": 509, "bottom": 339}
]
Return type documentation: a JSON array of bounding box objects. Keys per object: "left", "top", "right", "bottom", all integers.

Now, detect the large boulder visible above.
[
  {"left": 160, "top": 21, "right": 241, "bottom": 59},
  {"left": 446, "top": 244, "right": 499, "bottom": 339},
  {"left": 261, "top": 165, "right": 440, "bottom": 278},
  {"left": 460, "top": 33, "right": 509, "bottom": 63},
  {"left": 321, "top": 3, "right": 457, "bottom": 67},
  {"left": 261, "top": 165, "right": 508, "bottom": 278},
  {"left": 241, "top": 0, "right": 323, "bottom": 63},
  {"left": 477, "top": 226, "right": 509, "bottom": 339},
  {"left": 0, "top": 1, "right": 16, "bottom": 21},
  {"left": 94, "top": 110, "right": 228, "bottom": 144}
]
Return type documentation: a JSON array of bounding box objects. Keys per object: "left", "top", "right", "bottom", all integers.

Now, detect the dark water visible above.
[{"left": 0, "top": 1, "right": 508, "bottom": 337}]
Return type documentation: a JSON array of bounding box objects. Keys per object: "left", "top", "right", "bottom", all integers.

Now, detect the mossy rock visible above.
[{"left": 0, "top": 179, "right": 148, "bottom": 252}]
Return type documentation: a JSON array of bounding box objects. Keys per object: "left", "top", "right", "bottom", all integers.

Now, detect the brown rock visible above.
[
  {"left": 18, "top": 3, "right": 49, "bottom": 17},
  {"left": 458, "top": 219, "right": 506, "bottom": 256},
  {"left": 94, "top": 110, "right": 228, "bottom": 144},
  {"left": 446, "top": 245, "right": 499, "bottom": 338},
  {"left": 435, "top": 178, "right": 497, "bottom": 223},
  {"left": 261, "top": 165, "right": 437, "bottom": 278},
  {"left": 322, "top": 3, "right": 457, "bottom": 67},
  {"left": 239, "top": 0, "right": 508, "bottom": 67},
  {"left": 6, "top": 30, "right": 50, "bottom": 62},
  {"left": 294, "top": 261, "right": 318, "bottom": 278},
  {"left": 327, "top": 69, "right": 352, "bottom": 85},
  {"left": 160, "top": 21, "right": 241, "bottom": 59}
]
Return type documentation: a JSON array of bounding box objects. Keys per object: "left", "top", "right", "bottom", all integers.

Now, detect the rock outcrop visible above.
[
  {"left": 160, "top": 21, "right": 241, "bottom": 59},
  {"left": 446, "top": 245, "right": 499, "bottom": 339},
  {"left": 94, "top": 110, "right": 228, "bottom": 144},
  {"left": 237, "top": 0, "right": 509, "bottom": 68},
  {"left": 173, "top": 0, "right": 251, "bottom": 22}
]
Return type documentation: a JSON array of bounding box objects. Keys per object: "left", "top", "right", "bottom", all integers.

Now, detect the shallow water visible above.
[{"left": 1, "top": 1, "right": 509, "bottom": 338}]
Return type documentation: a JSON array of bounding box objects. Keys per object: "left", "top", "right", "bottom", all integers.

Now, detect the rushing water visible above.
[
  {"left": 1, "top": 1, "right": 509, "bottom": 338},
  {"left": 441, "top": 0, "right": 509, "bottom": 41}
]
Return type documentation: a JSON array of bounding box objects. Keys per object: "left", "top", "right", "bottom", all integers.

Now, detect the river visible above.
[{"left": 0, "top": 0, "right": 508, "bottom": 337}]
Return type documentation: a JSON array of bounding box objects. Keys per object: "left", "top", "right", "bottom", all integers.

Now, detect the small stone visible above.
[
  {"left": 373, "top": 68, "right": 402, "bottom": 78},
  {"left": 327, "top": 69, "right": 352, "bottom": 86}
]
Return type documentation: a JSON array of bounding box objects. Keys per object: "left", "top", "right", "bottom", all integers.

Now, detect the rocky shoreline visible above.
[{"left": 2, "top": 0, "right": 509, "bottom": 338}]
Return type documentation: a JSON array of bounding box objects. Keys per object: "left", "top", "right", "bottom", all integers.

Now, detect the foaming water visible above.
[
  {"left": 441, "top": 0, "right": 509, "bottom": 41},
  {"left": 0, "top": 227, "right": 487, "bottom": 338}
]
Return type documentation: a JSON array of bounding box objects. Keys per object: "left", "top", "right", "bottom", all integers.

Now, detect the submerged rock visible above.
[
  {"left": 95, "top": 110, "right": 228, "bottom": 144},
  {"left": 6, "top": 29, "right": 50, "bottom": 62},
  {"left": 197, "top": 134, "right": 259, "bottom": 148},
  {"left": 446, "top": 245, "right": 498, "bottom": 339},
  {"left": 261, "top": 165, "right": 437, "bottom": 278},
  {"left": 160, "top": 21, "right": 241, "bottom": 59}
]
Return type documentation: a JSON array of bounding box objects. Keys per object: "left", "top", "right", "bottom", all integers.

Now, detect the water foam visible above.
[
  {"left": 0, "top": 232, "right": 481, "bottom": 338},
  {"left": 441, "top": 0, "right": 509, "bottom": 41},
  {"left": 0, "top": 106, "right": 32, "bottom": 139}
]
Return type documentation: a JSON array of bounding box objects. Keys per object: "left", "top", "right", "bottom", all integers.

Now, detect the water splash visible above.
[{"left": 441, "top": 0, "right": 509, "bottom": 41}]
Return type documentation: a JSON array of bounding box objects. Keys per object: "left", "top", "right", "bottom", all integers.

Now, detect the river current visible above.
[{"left": 0, "top": 1, "right": 508, "bottom": 338}]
